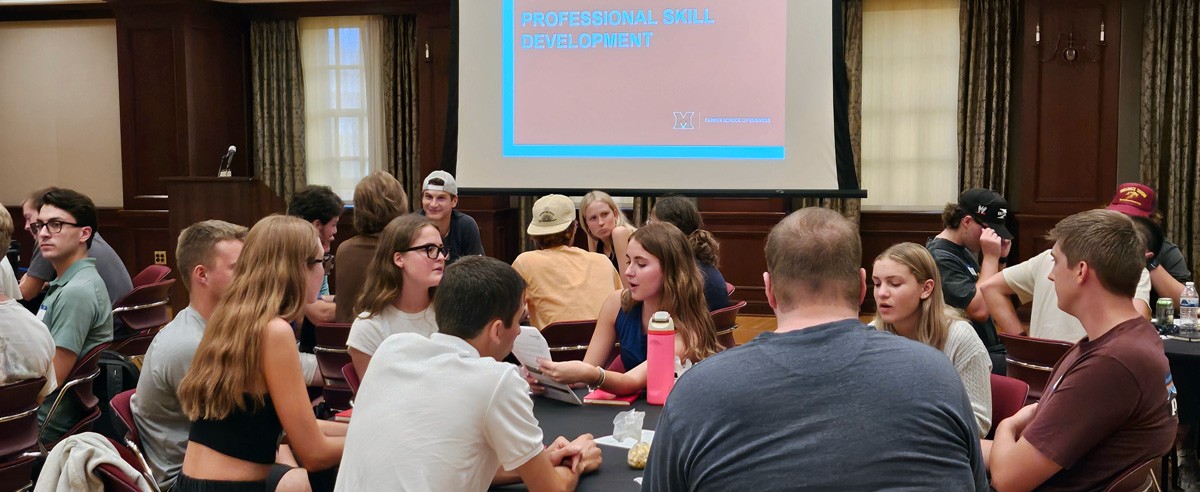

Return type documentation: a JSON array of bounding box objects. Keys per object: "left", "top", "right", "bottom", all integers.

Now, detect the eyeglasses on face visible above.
[
  {"left": 30, "top": 220, "right": 81, "bottom": 234},
  {"left": 401, "top": 243, "right": 450, "bottom": 260}
]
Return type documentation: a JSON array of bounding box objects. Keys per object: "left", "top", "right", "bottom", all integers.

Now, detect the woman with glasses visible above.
[
  {"left": 347, "top": 215, "right": 446, "bottom": 378},
  {"left": 176, "top": 215, "right": 345, "bottom": 492}
]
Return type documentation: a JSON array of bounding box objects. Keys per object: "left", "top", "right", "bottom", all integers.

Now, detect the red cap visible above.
[{"left": 1107, "top": 183, "right": 1156, "bottom": 217}]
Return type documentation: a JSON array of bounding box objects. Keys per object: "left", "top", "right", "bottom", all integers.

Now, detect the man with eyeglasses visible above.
[
  {"left": 19, "top": 187, "right": 132, "bottom": 306},
  {"left": 288, "top": 185, "right": 343, "bottom": 325},
  {"left": 32, "top": 188, "right": 114, "bottom": 444}
]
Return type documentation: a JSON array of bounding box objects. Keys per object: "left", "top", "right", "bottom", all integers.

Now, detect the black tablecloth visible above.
[
  {"left": 490, "top": 389, "right": 663, "bottom": 492},
  {"left": 1165, "top": 337, "right": 1200, "bottom": 425}
]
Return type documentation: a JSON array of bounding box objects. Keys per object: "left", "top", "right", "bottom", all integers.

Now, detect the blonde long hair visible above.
[
  {"left": 179, "top": 215, "right": 319, "bottom": 420},
  {"left": 621, "top": 222, "right": 722, "bottom": 361},
  {"left": 578, "top": 190, "right": 635, "bottom": 243},
  {"left": 354, "top": 214, "right": 439, "bottom": 318},
  {"left": 872, "top": 242, "right": 957, "bottom": 351}
]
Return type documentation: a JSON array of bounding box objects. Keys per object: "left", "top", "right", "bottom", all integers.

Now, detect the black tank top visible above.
[{"left": 188, "top": 393, "right": 283, "bottom": 465}]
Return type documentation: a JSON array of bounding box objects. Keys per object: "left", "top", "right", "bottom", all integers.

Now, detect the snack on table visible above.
[{"left": 627, "top": 441, "right": 651, "bottom": 469}]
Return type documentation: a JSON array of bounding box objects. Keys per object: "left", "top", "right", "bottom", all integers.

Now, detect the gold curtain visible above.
[
  {"left": 1141, "top": 0, "right": 1200, "bottom": 276},
  {"left": 957, "top": 0, "right": 1017, "bottom": 195},
  {"left": 381, "top": 16, "right": 422, "bottom": 209},
  {"left": 800, "top": 0, "right": 862, "bottom": 221},
  {"left": 250, "top": 20, "right": 307, "bottom": 201}
]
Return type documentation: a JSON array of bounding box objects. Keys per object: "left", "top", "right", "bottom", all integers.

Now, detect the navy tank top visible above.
[{"left": 614, "top": 303, "right": 648, "bottom": 369}]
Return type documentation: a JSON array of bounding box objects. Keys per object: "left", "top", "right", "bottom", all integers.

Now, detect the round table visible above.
[
  {"left": 490, "top": 390, "right": 663, "bottom": 492},
  {"left": 1164, "top": 337, "right": 1200, "bottom": 425}
]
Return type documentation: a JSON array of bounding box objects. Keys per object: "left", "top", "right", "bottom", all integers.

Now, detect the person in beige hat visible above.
[{"left": 512, "top": 195, "right": 621, "bottom": 329}]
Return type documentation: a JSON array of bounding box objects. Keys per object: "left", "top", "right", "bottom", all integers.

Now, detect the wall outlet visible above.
[{"left": 154, "top": 251, "right": 167, "bottom": 265}]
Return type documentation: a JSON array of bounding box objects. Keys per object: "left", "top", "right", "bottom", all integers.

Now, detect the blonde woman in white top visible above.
[
  {"left": 348, "top": 214, "right": 446, "bottom": 378},
  {"left": 578, "top": 191, "right": 636, "bottom": 288},
  {"left": 872, "top": 242, "right": 993, "bottom": 437}
]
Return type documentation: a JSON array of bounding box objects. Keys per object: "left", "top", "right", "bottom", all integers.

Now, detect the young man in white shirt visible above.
[
  {"left": 0, "top": 204, "right": 56, "bottom": 400},
  {"left": 336, "top": 255, "right": 601, "bottom": 492}
]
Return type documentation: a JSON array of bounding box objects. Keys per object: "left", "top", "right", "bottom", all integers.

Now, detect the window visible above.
[
  {"left": 860, "top": 0, "right": 960, "bottom": 210},
  {"left": 299, "top": 16, "right": 383, "bottom": 201}
]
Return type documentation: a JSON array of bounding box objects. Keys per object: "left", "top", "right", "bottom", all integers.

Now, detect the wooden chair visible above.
[
  {"left": 998, "top": 333, "right": 1073, "bottom": 404},
  {"left": 986, "top": 374, "right": 1029, "bottom": 440},
  {"left": 1104, "top": 457, "right": 1162, "bottom": 492},
  {"left": 541, "top": 320, "right": 598, "bottom": 362},
  {"left": 108, "top": 390, "right": 162, "bottom": 492},
  {"left": 711, "top": 300, "right": 747, "bottom": 349},
  {"left": 313, "top": 323, "right": 353, "bottom": 411},
  {"left": 110, "top": 279, "right": 176, "bottom": 357},
  {"left": 130, "top": 265, "right": 171, "bottom": 289},
  {"left": 40, "top": 343, "right": 110, "bottom": 451},
  {"left": 0, "top": 377, "right": 48, "bottom": 492}
]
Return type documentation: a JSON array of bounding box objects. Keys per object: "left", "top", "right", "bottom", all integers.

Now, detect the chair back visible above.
[
  {"left": 998, "top": 333, "right": 1073, "bottom": 403},
  {"left": 711, "top": 300, "right": 746, "bottom": 349},
  {"left": 0, "top": 455, "right": 37, "bottom": 492},
  {"left": 131, "top": 265, "right": 171, "bottom": 288},
  {"left": 313, "top": 323, "right": 353, "bottom": 411},
  {"left": 342, "top": 363, "right": 361, "bottom": 395},
  {"left": 987, "top": 374, "right": 1029, "bottom": 439},
  {"left": 96, "top": 437, "right": 150, "bottom": 492},
  {"left": 0, "top": 377, "right": 47, "bottom": 460},
  {"left": 111, "top": 279, "right": 175, "bottom": 333},
  {"left": 40, "top": 343, "right": 110, "bottom": 449},
  {"left": 541, "top": 320, "right": 598, "bottom": 362},
  {"left": 1104, "top": 458, "right": 1161, "bottom": 492},
  {"left": 725, "top": 282, "right": 735, "bottom": 295},
  {"left": 109, "top": 390, "right": 139, "bottom": 445}
]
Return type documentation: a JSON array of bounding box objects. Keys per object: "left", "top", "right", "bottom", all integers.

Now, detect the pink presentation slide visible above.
[{"left": 506, "top": 0, "right": 787, "bottom": 158}]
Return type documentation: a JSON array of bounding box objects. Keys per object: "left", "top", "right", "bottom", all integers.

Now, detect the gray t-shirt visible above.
[
  {"left": 1159, "top": 239, "right": 1192, "bottom": 284},
  {"left": 131, "top": 306, "right": 206, "bottom": 488},
  {"left": 27, "top": 232, "right": 133, "bottom": 304},
  {"left": 642, "top": 319, "right": 988, "bottom": 492}
]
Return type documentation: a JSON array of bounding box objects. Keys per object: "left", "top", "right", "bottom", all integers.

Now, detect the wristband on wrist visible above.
[{"left": 589, "top": 365, "right": 606, "bottom": 390}]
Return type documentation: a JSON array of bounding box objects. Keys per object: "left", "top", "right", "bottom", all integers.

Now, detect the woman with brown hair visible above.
[
  {"left": 347, "top": 214, "right": 445, "bottom": 377},
  {"left": 538, "top": 222, "right": 722, "bottom": 395},
  {"left": 334, "top": 171, "right": 408, "bottom": 322},
  {"left": 578, "top": 191, "right": 636, "bottom": 288},
  {"left": 872, "top": 242, "right": 992, "bottom": 437},
  {"left": 650, "top": 196, "right": 731, "bottom": 312},
  {"left": 175, "top": 215, "right": 346, "bottom": 492}
]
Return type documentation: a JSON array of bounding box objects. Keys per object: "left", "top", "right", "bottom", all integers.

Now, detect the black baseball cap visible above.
[{"left": 959, "top": 188, "right": 1012, "bottom": 240}]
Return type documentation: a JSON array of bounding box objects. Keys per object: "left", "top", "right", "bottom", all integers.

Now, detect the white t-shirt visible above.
[
  {"left": 1002, "top": 249, "right": 1152, "bottom": 342},
  {"left": 346, "top": 304, "right": 438, "bottom": 357},
  {"left": 0, "top": 257, "right": 21, "bottom": 300},
  {"left": 335, "top": 333, "right": 544, "bottom": 492},
  {"left": 0, "top": 298, "right": 57, "bottom": 398}
]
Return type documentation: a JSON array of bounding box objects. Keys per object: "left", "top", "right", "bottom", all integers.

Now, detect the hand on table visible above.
[
  {"left": 537, "top": 358, "right": 598, "bottom": 385},
  {"left": 549, "top": 434, "right": 601, "bottom": 474}
]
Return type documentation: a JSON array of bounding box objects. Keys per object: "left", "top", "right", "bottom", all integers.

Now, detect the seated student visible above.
[
  {"left": 335, "top": 255, "right": 601, "bottom": 492},
  {"left": 347, "top": 214, "right": 444, "bottom": 377},
  {"left": 176, "top": 216, "right": 346, "bottom": 492},
  {"left": 0, "top": 204, "right": 57, "bottom": 401},
  {"left": 288, "top": 185, "right": 344, "bottom": 324},
  {"left": 132, "top": 220, "right": 247, "bottom": 488},
  {"left": 418, "top": 170, "right": 484, "bottom": 265},
  {"left": 512, "top": 194, "right": 621, "bottom": 329},
  {"left": 577, "top": 190, "right": 636, "bottom": 288},
  {"left": 928, "top": 188, "right": 1010, "bottom": 373},
  {"left": 981, "top": 222, "right": 1154, "bottom": 342},
  {"left": 642, "top": 208, "right": 987, "bottom": 491},
  {"left": 19, "top": 187, "right": 133, "bottom": 304},
  {"left": 537, "top": 222, "right": 722, "bottom": 395},
  {"left": 335, "top": 172, "right": 408, "bottom": 322},
  {"left": 872, "top": 242, "right": 993, "bottom": 436},
  {"left": 984, "top": 210, "right": 1177, "bottom": 492},
  {"left": 32, "top": 189, "right": 114, "bottom": 444},
  {"left": 1107, "top": 183, "right": 1192, "bottom": 286},
  {"left": 0, "top": 204, "right": 18, "bottom": 298},
  {"left": 649, "top": 196, "right": 731, "bottom": 312}
]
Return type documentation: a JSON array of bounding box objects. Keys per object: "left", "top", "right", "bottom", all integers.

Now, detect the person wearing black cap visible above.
[{"left": 927, "top": 188, "right": 1011, "bottom": 374}]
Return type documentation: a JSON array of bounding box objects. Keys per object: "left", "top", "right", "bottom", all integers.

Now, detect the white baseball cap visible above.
[{"left": 422, "top": 170, "right": 458, "bottom": 196}]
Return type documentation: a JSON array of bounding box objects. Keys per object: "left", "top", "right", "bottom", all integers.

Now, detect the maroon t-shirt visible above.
[{"left": 1023, "top": 317, "right": 1177, "bottom": 491}]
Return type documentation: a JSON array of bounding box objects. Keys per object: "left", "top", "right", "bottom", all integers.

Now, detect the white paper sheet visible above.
[
  {"left": 513, "top": 326, "right": 582, "bottom": 405},
  {"left": 595, "top": 430, "right": 656, "bottom": 449}
]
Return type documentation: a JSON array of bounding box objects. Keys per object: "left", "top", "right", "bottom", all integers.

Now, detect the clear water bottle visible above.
[{"left": 1180, "top": 282, "right": 1199, "bottom": 337}]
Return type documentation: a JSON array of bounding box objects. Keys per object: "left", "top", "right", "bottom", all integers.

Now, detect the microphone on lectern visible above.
[{"left": 217, "top": 145, "right": 236, "bottom": 177}]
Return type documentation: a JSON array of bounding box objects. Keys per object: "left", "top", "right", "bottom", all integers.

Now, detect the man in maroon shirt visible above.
[{"left": 985, "top": 209, "right": 1177, "bottom": 491}]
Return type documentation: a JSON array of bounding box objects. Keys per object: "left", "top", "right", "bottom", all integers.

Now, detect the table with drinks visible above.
[{"left": 1159, "top": 284, "right": 1200, "bottom": 427}]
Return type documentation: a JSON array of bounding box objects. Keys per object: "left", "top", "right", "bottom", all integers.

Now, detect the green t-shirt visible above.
[{"left": 36, "top": 257, "right": 113, "bottom": 443}]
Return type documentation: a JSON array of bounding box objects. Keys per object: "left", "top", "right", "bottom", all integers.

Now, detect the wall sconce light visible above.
[{"left": 1035, "top": 21, "right": 1107, "bottom": 63}]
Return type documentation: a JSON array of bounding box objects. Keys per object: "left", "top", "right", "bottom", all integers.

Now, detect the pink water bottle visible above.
[{"left": 647, "top": 311, "right": 676, "bottom": 405}]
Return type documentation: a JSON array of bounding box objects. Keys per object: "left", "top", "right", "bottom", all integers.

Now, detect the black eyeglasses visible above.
[
  {"left": 30, "top": 220, "right": 81, "bottom": 234},
  {"left": 401, "top": 244, "right": 450, "bottom": 260}
]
